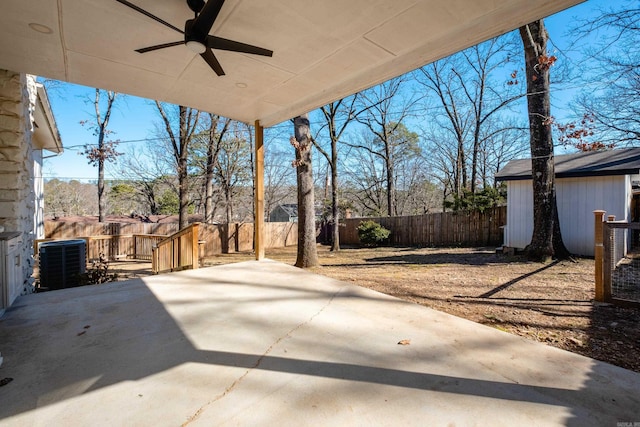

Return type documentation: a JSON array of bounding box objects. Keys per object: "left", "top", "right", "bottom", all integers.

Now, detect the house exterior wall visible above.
[
  {"left": 0, "top": 69, "right": 38, "bottom": 300},
  {"left": 34, "top": 149, "right": 45, "bottom": 239},
  {"left": 504, "top": 175, "right": 629, "bottom": 256},
  {"left": 269, "top": 206, "right": 295, "bottom": 222}
]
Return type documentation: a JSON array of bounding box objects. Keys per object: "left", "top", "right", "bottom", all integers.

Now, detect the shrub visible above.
[
  {"left": 78, "top": 253, "right": 118, "bottom": 285},
  {"left": 357, "top": 220, "right": 390, "bottom": 247}
]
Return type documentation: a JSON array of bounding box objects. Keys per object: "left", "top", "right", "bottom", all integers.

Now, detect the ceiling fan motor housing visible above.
[
  {"left": 187, "top": 0, "right": 205, "bottom": 13},
  {"left": 184, "top": 19, "right": 207, "bottom": 53}
]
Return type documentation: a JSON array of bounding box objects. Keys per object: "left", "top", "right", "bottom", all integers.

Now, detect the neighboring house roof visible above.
[
  {"left": 271, "top": 204, "right": 325, "bottom": 219},
  {"left": 495, "top": 148, "right": 640, "bottom": 181},
  {"left": 276, "top": 204, "right": 299, "bottom": 218},
  {"left": 33, "top": 83, "right": 63, "bottom": 154}
]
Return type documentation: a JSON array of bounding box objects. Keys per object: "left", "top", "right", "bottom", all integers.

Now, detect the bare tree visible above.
[
  {"left": 291, "top": 114, "right": 319, "bottom": 268},
  {"left": 416, "top": 36, "right": 524, "bottom": 199},
  {"left": 214, "top": 122, "right": 252, "bottom": 223},
  {"left": 313, "top": 95, "right": 367, "bottom": 251},
  {"left": 519, "top": 20, "right": 569, "bottom": 261},
  {"left": 117, "top": 145, "right": 173, "bottom": 216},
  {"left": 354, "top": 77, "right": 416, "bottom": 216},
  {"left": 190, "top": 114, "right": 230, "bottom": 223},
  {"left": 264, "top": 144, "right": 296, "bottom": 220},
  {"left": 572, "top": 2, "right": 640, "bottom": 145},
  {"left": 155, "top": 102, "right": 201, "bottom": 229},
  {"left": 79, "top": 89, "right": 120, "bottom": 222},
  {"left": 44, "top": 179, "right": 97, "bottom": 217},
  {"left": 342, "top": 133, "right": 387, "bottom": 216}
]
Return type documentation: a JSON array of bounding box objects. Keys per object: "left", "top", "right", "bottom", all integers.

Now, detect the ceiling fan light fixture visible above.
[{"left": 186, "top": 40, "right": 207, "bottom": 54}]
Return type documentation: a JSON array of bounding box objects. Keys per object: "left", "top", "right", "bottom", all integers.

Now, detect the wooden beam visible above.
[{"left": 254, "top": 121, "right": 265, "bottom": 260}]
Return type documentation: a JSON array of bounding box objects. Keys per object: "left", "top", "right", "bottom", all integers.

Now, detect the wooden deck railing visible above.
[
  {"left": 152, "top": 223, "right": 200, "bottom": 274},
  {"left": 34, "top": 234, "right": 167, "bottom": 262}
]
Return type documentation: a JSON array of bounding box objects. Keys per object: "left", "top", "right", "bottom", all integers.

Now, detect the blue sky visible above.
[{"left": 42, "top": 0, "right": 610, "bottom": 181}]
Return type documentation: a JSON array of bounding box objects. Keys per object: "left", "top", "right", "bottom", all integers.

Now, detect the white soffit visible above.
[
  {"left": 0, "top": 0, "right": 583, "bottom": 127},
  {"left": 33, "top": 84, "right": 63, "bottom": 153}
]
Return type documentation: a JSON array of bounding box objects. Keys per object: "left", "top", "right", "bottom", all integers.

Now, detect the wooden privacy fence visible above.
[
  {"left": 339, "top": 206, "right": 506, "bottom": 247},
  {"left": 43, "top": 220, "right": 298, "bottom": 259},
  {"left": 152, "top": 223, "right": 199, "bottom": 274},
  {"left": 44, "top": 221, "right": 179, "bottom": 239}
]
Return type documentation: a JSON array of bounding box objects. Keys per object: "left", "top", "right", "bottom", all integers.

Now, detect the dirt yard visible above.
[{"left": 201, "top": 245, "right": 640, "bottom": 373}]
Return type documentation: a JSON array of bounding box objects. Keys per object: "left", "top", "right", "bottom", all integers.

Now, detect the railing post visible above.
[
  {"left": 152, "top": 247, "right": 157, "bottom": 274},
  {"left": 192, "top": 223, "right": 199, "bottom": 270},
  {"left": 594, "top": 210, "right": 605, "bottom": 302}
]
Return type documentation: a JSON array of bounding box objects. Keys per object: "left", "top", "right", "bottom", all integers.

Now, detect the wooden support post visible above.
[
  {"left": 254, "top": 120, "right": 265, "bottom": 260},
  {"left": 594, "top": 210, "right": 605, "bottom": 302},
  {"left": 192, "top": 223, "right": 199, "bottom": 270}
]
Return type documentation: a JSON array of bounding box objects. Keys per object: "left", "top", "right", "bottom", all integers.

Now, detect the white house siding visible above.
[
  {"left": 33, "top": 149, "right": 45, "bottom": 239},
  {"left": 505, "top": 175, "right": 629, "bottom": 256}
]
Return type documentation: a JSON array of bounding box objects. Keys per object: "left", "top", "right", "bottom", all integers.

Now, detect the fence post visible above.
[
  {"left": 603, "top": 221, "right": 614, "bottom": 302},
  {"left": 594, "top": 210, "right": 605, "bottom": 302}
]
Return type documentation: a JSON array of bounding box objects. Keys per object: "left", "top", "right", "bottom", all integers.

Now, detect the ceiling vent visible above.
[{"left": 39, "top": 240, "right": 86, "bottom": 291}]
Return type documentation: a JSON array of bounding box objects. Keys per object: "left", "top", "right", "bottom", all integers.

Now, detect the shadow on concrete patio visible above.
[{"left": 1, "top": 261, "right": 639, "bottom": 425}]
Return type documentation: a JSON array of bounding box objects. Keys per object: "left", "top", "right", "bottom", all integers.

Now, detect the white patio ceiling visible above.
[{"left": 0, "top": 0, "right": 582, "bottom": 127}]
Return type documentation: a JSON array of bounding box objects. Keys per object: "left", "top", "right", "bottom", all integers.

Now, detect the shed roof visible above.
[
  {"left": 495, "top": 148, "right": 640, "bottom": 181},
  {"left": 0, "top": 0, "right": 582, "bottom": 127}
]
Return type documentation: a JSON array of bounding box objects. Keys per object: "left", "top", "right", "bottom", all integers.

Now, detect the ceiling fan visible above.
[{"left": 115, "top": 0, "right": 273, "bottom": 76}]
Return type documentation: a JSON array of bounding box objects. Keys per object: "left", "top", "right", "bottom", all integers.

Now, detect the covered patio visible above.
[
  {"left": 3, "top": 0, "right": 640, "bottom": 424},
  {"left": 1, "top": 261, "right": 639, "bottom": 425},
  {"left": 1, "top": 0, "right": 587, "bottom": 260}
]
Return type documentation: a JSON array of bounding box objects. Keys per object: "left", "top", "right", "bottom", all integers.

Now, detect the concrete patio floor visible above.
[{"left": 1, "top": 260, "right": 639, "bottom": 426}]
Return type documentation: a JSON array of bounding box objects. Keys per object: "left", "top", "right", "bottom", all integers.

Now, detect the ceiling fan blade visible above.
[
  {"left": 115, "top": 0, "right": 183, "bottom": 34},
  {"left": 191, "top": 0, "right": 225, "bottom": 38},
  {"left": 201, "top": 49, "right": 225, "bottom": 76},
  {"left": 136, "top": 41, "right": 184, "bottom": 54},
  {"left": 207, "top": 36, "right": 273, "bottom": 57}
]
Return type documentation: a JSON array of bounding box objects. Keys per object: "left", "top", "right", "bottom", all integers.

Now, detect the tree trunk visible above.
[
  {"left": 93, "top": 89, "right": 116, "bottom": 222},
  {"left": 98, "top": 157, "right": 105, "bottom": 222},
  {"left": 177, "top": 155, "right": 189, "bottom": 229},
  {"left": 204, "top": 115, "right": 227, "bottom": 224},
  {"left": 225, "top": 186, "right": 233, "bottom": 224},
  {"left": 204, "top": 119, "right": 217, "bottom": 224},
  {"left": 330, "top": 142, "right": 340, "bottom": 251},
  {"left": 293, "top": 114, "right": 319, "bottom": 268},
  {"left": 178, "top": 106, "right": 189, "bottom": 229},
  {"left": 385, "top": 141, "right": 395, "bottom": 216},
  {"left": 519, "top": 20, "right": 569, "bottom": 261}
]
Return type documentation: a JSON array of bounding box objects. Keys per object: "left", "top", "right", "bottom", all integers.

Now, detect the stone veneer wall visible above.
[{"left": 0, "top": 69, "right": 38, "bottom": 295}]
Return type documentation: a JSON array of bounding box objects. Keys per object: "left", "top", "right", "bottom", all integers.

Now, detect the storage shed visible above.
[{"left": 495, "top": 148, "right": 640, "bottom": 256}]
